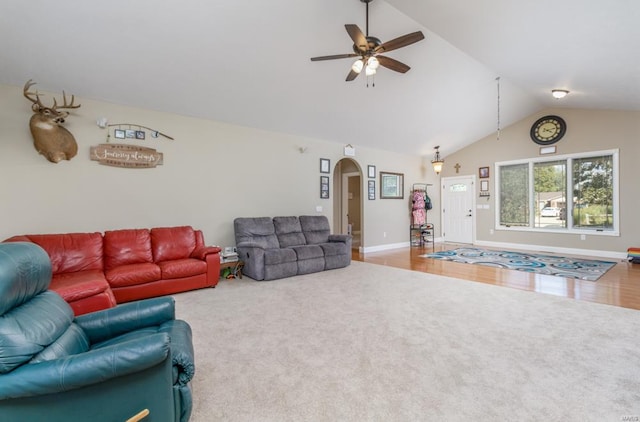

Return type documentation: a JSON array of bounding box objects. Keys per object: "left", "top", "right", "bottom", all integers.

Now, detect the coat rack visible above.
[{"left": 410, "top": 183, "right": 434, "bottom": 248}]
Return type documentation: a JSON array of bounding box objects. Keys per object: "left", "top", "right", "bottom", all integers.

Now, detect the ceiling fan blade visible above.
[
  {"left": 345, "top": 24, "right": 368, "bottom": 52},
  {"left": 310, "top": 53, "right": 359, "bottom": 61},
  {"left": 375, "top": 31, "right": 425, "bottom": 54},
  {"left": 377, "top": 55, "right": 411, "bottom": 73},
  {"left": 346, "top": 68, "right": 361, "bottom": 81}
]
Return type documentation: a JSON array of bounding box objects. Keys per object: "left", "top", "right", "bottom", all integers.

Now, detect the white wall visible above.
[{"left": 0, "top": 84, "right": 429, "bottom": 248}]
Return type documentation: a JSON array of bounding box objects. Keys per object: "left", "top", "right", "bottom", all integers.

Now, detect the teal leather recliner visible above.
[{"left": 0, "top": 242, "right": 196, "bottom": 422}]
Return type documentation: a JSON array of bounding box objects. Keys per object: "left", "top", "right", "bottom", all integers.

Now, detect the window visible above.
[
  {"left": 496, "top": 149, "right": 618, "bottom": 235},
  {"left": 499, "top": 163, "right": 529, "bottom": 227},
  {"left": 449, "top": 183, "right": 468, "bottom": 192}
]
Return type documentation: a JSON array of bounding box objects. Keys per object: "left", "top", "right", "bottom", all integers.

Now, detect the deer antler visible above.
[
  {"left": 23, "top": 79, "right": 46, "bottom": 112},
  {"left": 23, "top": 79, "right": 81, "bottom": 112},
  {"left": 52, "top": 91, "right": 80, "bottom": 110}
]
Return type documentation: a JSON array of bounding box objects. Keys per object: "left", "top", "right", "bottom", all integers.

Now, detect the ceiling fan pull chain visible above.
[{"left": 366, "top": 74, "right": 376, "bottom": 88}]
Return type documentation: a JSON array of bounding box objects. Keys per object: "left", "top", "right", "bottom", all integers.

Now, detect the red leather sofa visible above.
[{"left": 5, "top": 226, "right": 221, "bottom": 316}]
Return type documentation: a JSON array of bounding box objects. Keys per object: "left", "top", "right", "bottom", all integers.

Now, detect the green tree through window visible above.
[{"left": 496, "top": 150, "right": 617, "bottom": 234}]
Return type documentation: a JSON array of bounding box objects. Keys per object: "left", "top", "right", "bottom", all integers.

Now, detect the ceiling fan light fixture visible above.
[
  {"left": 551, "top": 89, "right": 569, "bottom": 99},
  {"left": 351, "top": 59, "right": 364, "bottom": 73},
  {"left": 365, "top": 65, "right": 376, "bottom": 76},
  {"left": 367, "top": 56, "right": 379, "bottom": 70}
]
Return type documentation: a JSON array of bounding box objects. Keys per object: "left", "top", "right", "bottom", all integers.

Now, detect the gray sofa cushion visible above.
[
  {"left": 319, "top": 242, "right": 347, "bottom": 257},
  {"left": 264, "top": 248, "right": 297, "bottom": 265},
  {"left": 234, "top": 217, "right": 279, "bottom": 249},
  {"left": 299, "top": 215, "right": 330, "bottom": 244},
  {"left": 290, "top": 245, "right": 324, "bottom": 260},
  {"left": 273, "top": 217, "right": 306, "bottom": 248}
]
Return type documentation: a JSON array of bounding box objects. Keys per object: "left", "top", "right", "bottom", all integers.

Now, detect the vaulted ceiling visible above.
[{"left": 2, "top": 0, "right": 638, "bottom": 157}]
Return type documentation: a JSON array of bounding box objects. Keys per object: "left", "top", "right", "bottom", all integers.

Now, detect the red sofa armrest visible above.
[
  {"left": 195, "top": 247, "right": 221, "bottom": 287},
  {"left": 191, "top": 246, "right": 221, "bottom": 260}
]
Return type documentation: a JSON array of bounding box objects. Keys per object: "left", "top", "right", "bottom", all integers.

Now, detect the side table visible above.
[{"left": 220, "top": 260, "right": 244, "bottom": 279}]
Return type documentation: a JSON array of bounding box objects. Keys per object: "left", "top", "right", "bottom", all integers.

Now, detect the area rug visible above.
[
  {"left": 174, "top": 261, "right": 640, "bottom": 421},
  {"left": 422, "top": 247, "right": 617, "bottom": 281}
]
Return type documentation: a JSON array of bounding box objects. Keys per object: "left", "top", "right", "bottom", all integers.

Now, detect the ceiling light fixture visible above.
[
  {"left": 431, "top": 146, "right": 444, "bottom": 175},
  {"left": 351, "top": 59, "right": 364, "bottom": 73},
  {"left": 552, "top": 89, "right": 569, "bottom": 99},
  {"left": 351, "top": 57, "right": 379, "bottom": 77}
]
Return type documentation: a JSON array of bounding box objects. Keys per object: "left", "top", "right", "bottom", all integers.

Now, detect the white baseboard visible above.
[
  {"left": 360, "top": 238, "right": 443, "bottom": 254},
  {"left": 360, "top": 242, "right": 409, "bottom": 253},
  {"left": 473, "top": 240, "right": 627, "bottom": 260}
]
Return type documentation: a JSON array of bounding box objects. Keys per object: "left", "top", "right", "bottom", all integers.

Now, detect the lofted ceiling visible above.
[{"left": 1, "top": 0, "right": 638, "bottom": 158}]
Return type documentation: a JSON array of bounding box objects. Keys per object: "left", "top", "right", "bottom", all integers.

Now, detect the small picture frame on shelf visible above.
[
  {"left": 479, "top": 166, "right": 490, "bottom": 178},
  {"left": 320, "top": 176, "right": 329, "bottom": 199},
  {"left": 480, "top": 180, "right": 489, "bottom": 192},
  {"left": 135, "top": 130, "right": 145, "bottom": 140},
  {"left": 320, "top": 158, "right": 330, "bottom": 174},
  {"left": 114, "top": 129, "right": 125, "bottom": 139},
  {"left": 368, "top": 165, "right": 376, "bottom": 179},
  {"left": 125, "top": 129, "right": 136, "bottom": 139}
]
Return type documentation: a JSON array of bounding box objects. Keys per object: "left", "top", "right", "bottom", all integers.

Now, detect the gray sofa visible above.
[{"left": 233, "top": 215, "right": 352, "bottom": 281}]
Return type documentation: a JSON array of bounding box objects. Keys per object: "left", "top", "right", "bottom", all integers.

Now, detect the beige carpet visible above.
[{"left": 174, "top": 261, "right": 640, "bottom": 422}]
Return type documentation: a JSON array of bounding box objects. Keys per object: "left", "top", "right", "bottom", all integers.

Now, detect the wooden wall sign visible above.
[{"left": 90, "top": 144, "right": 163, "bottom": 168}]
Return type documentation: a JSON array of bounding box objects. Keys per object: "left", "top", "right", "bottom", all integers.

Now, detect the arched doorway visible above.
[{"left": 333, "top": 158, "right": 363, "bottom": 250}]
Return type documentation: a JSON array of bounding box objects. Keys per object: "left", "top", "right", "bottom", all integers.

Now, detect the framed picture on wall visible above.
[
  {"left": 380, "top": 172, "right": 404, "bottom": 199},
  {"left": 368, "top": 180, "right": 376, "bottom": 200},
  {"left": 320, "top": 176, "right": 329, "bottom": 198},
  {"left": 114, "top": 129, "right": 125, "bottom": 139},
  {"left": 479, "top": 167, "right": 490, "bottom": 178},
  {"left": 368, "top": 165, "right": 376, "bottom": 179},
  {"left": 320, "top": 158, "right": 330, "bottom": 174}
]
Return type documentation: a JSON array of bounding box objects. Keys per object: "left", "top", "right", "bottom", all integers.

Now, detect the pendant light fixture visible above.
[{"left": 431, "top": 146, "right": 444, "bottom": 175}]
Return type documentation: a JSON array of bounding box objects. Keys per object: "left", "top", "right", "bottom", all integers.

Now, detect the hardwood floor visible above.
[{"left": 353, "top": 243, "right": 640, "bottom": 311}]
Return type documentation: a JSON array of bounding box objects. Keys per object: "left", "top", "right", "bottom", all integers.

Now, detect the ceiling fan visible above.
[{"left": 310, "top": 0, "right": 425, "bottom": 82}]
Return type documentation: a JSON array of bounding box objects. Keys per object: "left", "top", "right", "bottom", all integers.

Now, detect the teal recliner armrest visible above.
[
  {"left": 0, "top": 333, "right": 170, "bottom": 399},
  {"left": 75, "top": 296, "right": 176, "bottom": 343}
]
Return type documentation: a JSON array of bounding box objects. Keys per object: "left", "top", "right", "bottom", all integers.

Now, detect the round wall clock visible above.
[{"left": 530, "top": 115, "right": 566, "bottom": 145}]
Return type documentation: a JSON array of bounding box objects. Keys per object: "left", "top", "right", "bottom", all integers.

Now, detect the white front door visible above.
[{"left": 442, "top": 176, "right": 475, "bottom": 244}]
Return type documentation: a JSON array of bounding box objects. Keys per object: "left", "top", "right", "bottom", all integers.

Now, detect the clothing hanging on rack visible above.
[
  {"left": 411, "top": 183, "right": 432, "bottom": 226},
  {"left": 412, "top": 190, "right": 427, "bottom": 225}
]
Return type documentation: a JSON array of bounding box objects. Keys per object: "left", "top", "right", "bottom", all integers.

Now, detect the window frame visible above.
[{"left": 494, "top": 149, "right": 619, "bottom": 236}]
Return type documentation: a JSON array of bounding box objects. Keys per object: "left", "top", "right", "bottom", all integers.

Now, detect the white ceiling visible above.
[{"left": 2, "top": 0, "right": 638, "bottom": 157}]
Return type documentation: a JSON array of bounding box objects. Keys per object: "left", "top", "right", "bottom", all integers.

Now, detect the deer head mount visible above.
[{"left": 23, "top": 80, "right": 81, "bottom": 163}]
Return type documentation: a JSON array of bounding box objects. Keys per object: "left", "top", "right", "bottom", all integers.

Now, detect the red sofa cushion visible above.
[
  {"left": 158, "top": 259, "right": 207, "bottom": 279},
  {"left": 8, "top": 233, "right": 104, "bottom": 275},
  {"left": 103, "top": 229, "right": 153, "bottom": 271},
  {"left": 51, "top": 270, "right": 110, "bottom": 302},
  {"left": 151, "top": 226, "right": 197, "bottom": 262},
  {"left": 105, "top": 262, "right": 162, "bottom": 287}
]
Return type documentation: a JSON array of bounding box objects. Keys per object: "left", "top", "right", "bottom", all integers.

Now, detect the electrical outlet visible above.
[
  {"left": 490, "top": 229, "right": 494, "bottom": 235},
  {"left": 383, "top": 232, "right": 387, "bottom": 238},
  {"left": 580, "top": 234, "right": 586, "bottom": 240}
]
